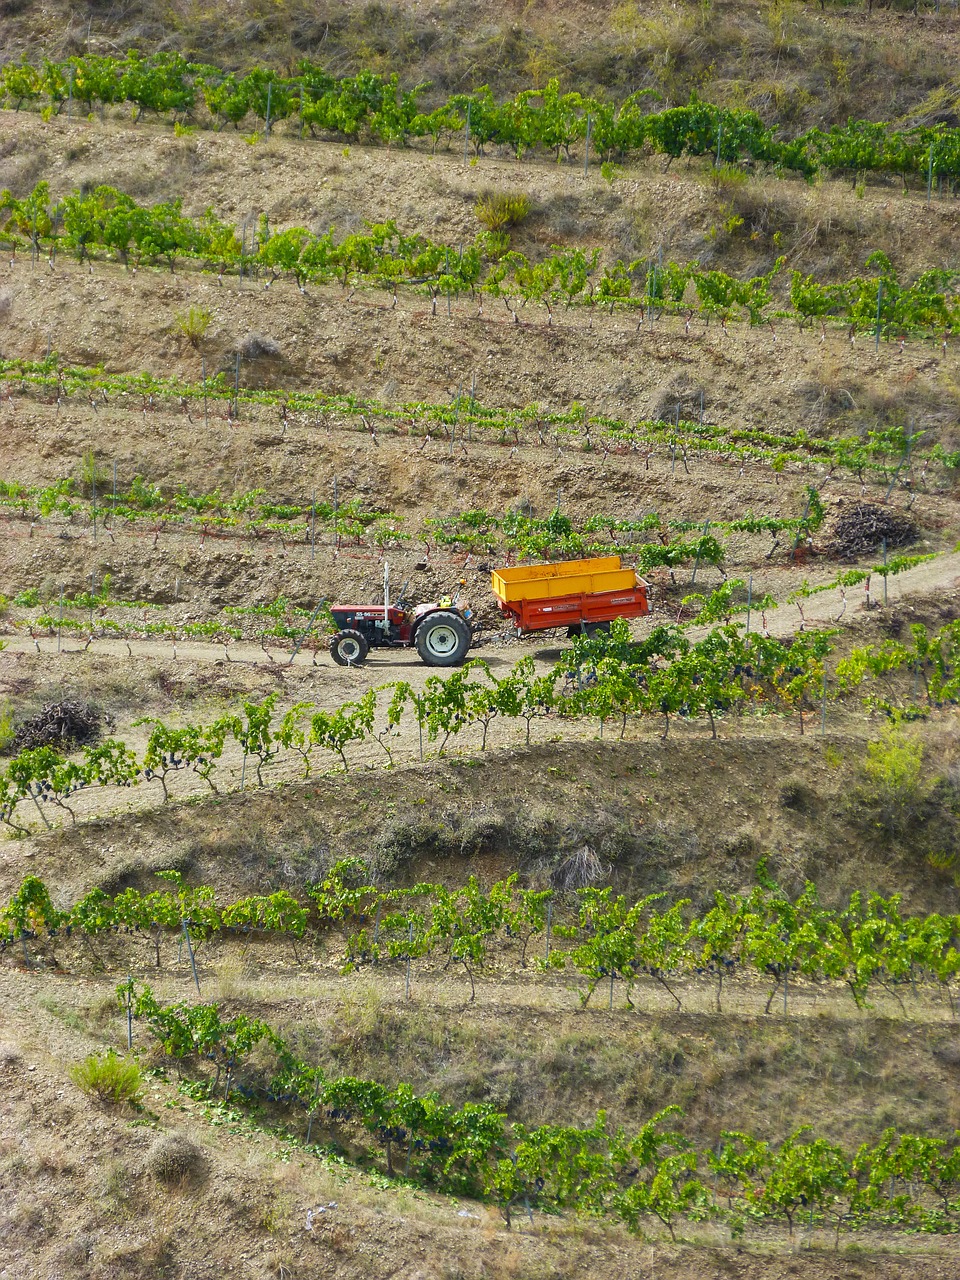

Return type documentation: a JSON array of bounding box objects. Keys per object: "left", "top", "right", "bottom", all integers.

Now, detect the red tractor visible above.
[{"left": 329, "top": 568, "right": 473, "bottom": 667}]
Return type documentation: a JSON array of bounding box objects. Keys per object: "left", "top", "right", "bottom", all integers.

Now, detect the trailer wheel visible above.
[
  {"left": 567, "top": 620, "right": 611, "bottom": 638},
  {"left": 331, "top": 629, "right": 369, "bottom": 666},
  {"left": 415, "top": 611, "right": 472, "bottom": 667}
]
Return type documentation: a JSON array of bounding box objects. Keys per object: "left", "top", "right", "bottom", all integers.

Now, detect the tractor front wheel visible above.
[
  {"left": 331, "top": 629, "right": 370, "bottom": 666},
  {"left": 414, "top": 611, "right": 472, "bottom": 667}
]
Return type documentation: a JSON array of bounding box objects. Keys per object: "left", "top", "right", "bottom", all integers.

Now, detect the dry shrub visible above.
[
  {"left": 0, "top": 1041, "right": 23, "bottom": 1069},
  {"left": 551, "top": 845, "right": 608, "bottom": 891},
  {"left": 794, "top": 375, "right": 860, "bottom": 427},
  {"left": 934, "top": 1043, "right": 960, "bottom": 1069},
  {"left": 53, "top": 1234, "right": 95, "bottom": 1267},
  {"left": 145, "top": 1132, "right": 206, "bottom": 1184},
  {"left": 778, "top": 778, "right": 817, "bottom": 814},
  {"left": 239, "top": 333, "right": 282, "bottom": 360}
]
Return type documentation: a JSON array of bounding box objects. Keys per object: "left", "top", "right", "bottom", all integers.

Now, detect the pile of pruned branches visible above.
[
  {"left": 828, "top": 504, "right": 917, "bottom": 559},
  {"left": 11, "top": 700, "right": 102, "bottom": 754}
]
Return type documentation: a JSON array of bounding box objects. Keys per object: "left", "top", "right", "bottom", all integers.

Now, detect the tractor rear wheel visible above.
[
  {"left": 330, "top": 629, "right": 369, "bottom": 666},
  {"left": 414, "top": 611, "right": 472, "bottom": 667}
]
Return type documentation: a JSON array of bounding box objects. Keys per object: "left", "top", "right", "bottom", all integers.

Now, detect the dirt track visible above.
[{"left": 3, "top": 546, "right": 958, "bottom": 667}]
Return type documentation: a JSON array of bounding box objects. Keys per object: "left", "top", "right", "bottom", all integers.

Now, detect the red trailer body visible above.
[
  {"left": 491, "top": 557, "right": 650, "bottom": 635},
  {"left": 498, "top": 585, "right": 649, "bottom": 632}
]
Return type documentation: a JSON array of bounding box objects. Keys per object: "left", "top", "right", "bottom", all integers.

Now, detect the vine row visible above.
[
  {"left": 1, "top": 614, "right": 958, "bottom": 834},
  {"left": 2, "top": 356, "right": 956, "bottom": 485},
  {"left": 5, "top": 185, "right": 960, "bottom": 340},
  {"left": 4, "top": 54, "right": 960, "bottom": 188},
  {"left": 8, "top": 864, "right": 960, "bottom": 1017},
  {"left": 0, "top": 477, "right": 827, "bottom": 575},
  {"left": 113, "top": 981, "right": 960, "bottom": 1236}
]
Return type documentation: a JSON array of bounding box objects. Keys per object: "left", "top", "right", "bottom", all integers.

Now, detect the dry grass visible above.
[{"left": 212, "top": 952, "right": 258, "bottom": 1000}]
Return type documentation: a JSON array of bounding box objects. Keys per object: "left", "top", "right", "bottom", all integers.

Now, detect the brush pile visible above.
[
  {"left": 11, "top": 700, "right": 103, "bottom": 754},
  {"left": 828, "top": 504, "right": 918, "bottom": 559}
]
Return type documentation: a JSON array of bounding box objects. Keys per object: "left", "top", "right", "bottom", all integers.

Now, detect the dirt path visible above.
[
  {"left": 0, "top": 625, "right": 541, "bottom": 681},
  {"left": 3, "top": 546, "right": 958, "bottom": 668},
  {"left": 9, "top": 952, "right": 956, "bottom": 1027},
  {"left": 744, "top": 548, "right": 960, "bottom": 636},
  {"left": 0, "top": 547, "right": 953, "bottom": 838}
]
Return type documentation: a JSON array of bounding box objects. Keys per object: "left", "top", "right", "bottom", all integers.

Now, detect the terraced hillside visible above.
[{"left": 2, "top": 16, "right": 960, "bottom": 1280}]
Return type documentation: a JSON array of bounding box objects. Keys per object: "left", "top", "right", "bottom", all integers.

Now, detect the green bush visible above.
[
  {"left": 173, "top": 305, "right": 213, "bottom": 348},
  {"left": 0, "top": 700, "right": 14, "bottom": 755},
  {"left": 863, "top": 725, "right": 931, "bottom": 834},
  {"left": 474, "top": 191, "right": 531, "bottom": 232},
  {"left": 69, "top": 1050, "right": 143, "bottom": 1105}
]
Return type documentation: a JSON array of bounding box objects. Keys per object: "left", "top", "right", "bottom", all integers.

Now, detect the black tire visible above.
[
  {"left": 567, "top": 620, "right": 611, "bottom": 638},
  {"left": 330, "top": 629, "right": 369, "bottom": 666},
  {"left": 414, "top": 610, "right": 472, "bottom": 667}
]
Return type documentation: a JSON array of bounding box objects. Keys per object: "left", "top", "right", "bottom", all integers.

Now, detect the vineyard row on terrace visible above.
[
  {"left": 0, "top": 553, "right": 934, "bottom": 656},
  {"left": 1, "top": 616, "right": 958, "bottom": 833},
  {"left": 0, "top": 476, "right": 828, "bottom": 569},
  {"left": 8, "top": 863, "right": 960, "bottom": 1017},
  {"left": 5, "top": 54, "right": 960, "bottom": 188},
  {"left": 114, "top": 981, "right": 960, "bottom": 1236},
  {"left": 3, "top": 357, "right": 956, "bottom": 483},
  {"left": 4, "top": 185, "right": 960, "bottom": 337}
]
